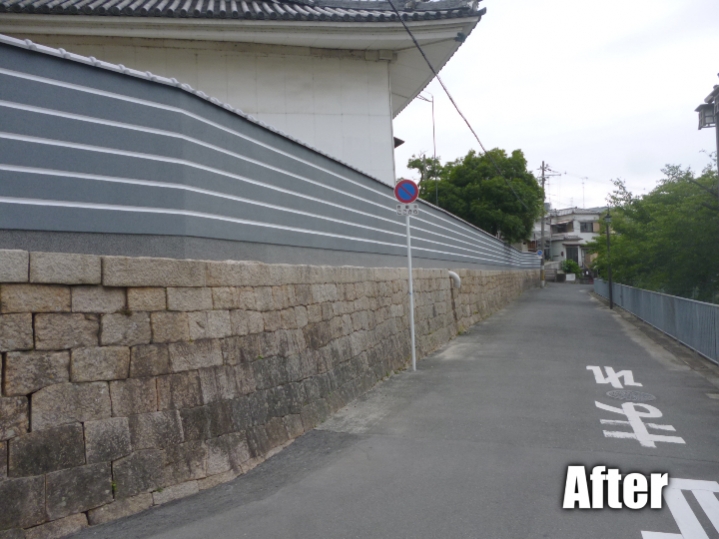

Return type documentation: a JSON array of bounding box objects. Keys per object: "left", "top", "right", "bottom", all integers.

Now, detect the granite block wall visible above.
[{"left": 0, "top": 249, "right": 537, "bottom": 538}]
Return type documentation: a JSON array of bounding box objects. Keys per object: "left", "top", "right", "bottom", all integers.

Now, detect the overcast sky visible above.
[{"left": 393, "top": 0, "right": 719, "bottom": 210}]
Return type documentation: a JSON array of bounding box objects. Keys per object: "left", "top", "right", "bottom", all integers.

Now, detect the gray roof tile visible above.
[{"left": 0, "top": 0, "right": 483, "bottom": 21}]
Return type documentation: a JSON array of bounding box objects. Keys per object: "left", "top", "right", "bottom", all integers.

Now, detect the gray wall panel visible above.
[{"left": 0, "top": 41, "right": 539, "bottom": 270}]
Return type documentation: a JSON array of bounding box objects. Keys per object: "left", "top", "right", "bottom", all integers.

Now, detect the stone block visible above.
[
  {"left": 233, "top": 362, "right": 256, "bottom": 395},
  {"left": 294, "top": 306, "right": 308, "bottom": 328},
  {"left": 285, "top": 382, "right": 305, "bottom": 414},
  {"left": 215, "top": 335, "right": 235, "bottom": 369},
  {"left": 0, "top": 529, "right": 25, "bottom": 539},
  {"left": 265, "top": 416, "right": 289, "bottom": 448},
  {"left": 109, "top": 377, "right": 157, "bottom": 417},
  {"left": 101, "top": 313, "right": 151, "bottom": 346},
  {"left": 84, "top": 417, "right": 131, "bottom": 464},
  {"left": 198, "top": 366, "right": 238, "bottom": 405},
  {"left": 0, "top": 441, "right": 6, "bottom": 481},
  {"left": 207, "top": 400, "right": 233, "bottom": 438},
  {"left": 87, "top": 493, "right": 153, "bottom": 525},
  {"left": 0, "top": 285, "right": 70, "bottom": 314},
  {"left": 0, "top": 397, "right": 28, "bottom": 441},
  {"left": 228, "top": 397, "right": 251, "bottom": 432},
  {"left": 8, "top": 424, "right": 84, "bottom": 476},
  {"left": 284, "top": 414, "right": 304, "bottom": 439},
  {"left": 179, "top": 406, "right": 211, "bottom": 442},
  {"left": 228, "top": 310, "right": 250, "bottom": 336},
  {"left": 112, "top": 449, "right": 165, "bottom": 499},
  {"left": 46, "top": 462, "right": 113, "bottom": 520},
  {"left": 0, "top": 250, "right": 28, "bottom": 283},
  {"left": 34, "top": 314, "right": 98, "bottom": 350},
  {"left": 0, "top": 475, "right": 45, "bottom": 530},
  {"left": 299, "top": 402, "right": 321, "bottom": 431},
  {"left": 205, "top": 261, "right": 263, "bottom": 287},
  {"left": 0, "top": 314, "right": 33, "bottom": 352},
  {"left": 3, "top": 351, "right": 69, "bottom": 396},
  {"left": 130, "top": 344, "right": 170, "bottom": 378},
  {"left": 24, "top": 513, "right": 87, "bottom": 539},
  {"left": 32, "top": 382, "right": 111, "bottom": 431},
  {"left": 206, "top": 432, "right": 250, "bottom": 475},
  {"left": 127, "top": 288, "right": 166, "bottom": 312},
  {"left": 262, "top": 311, "right": 281, "bottom": 332},
  {"left": 30, "top": 252, "right": 101, "bottom": 285},
  {"left": 167, "top": 288, "right": 212, "bottom": 312},
  {"left": 266, "top": 386, "right": 289, "bottom": 418},
  {"left": 162, "top": 440, "right": 207, "bottom": 485},
  {"left": 245, "top": 426, "right": 270, "bottom": 459},
  {"left": 157, "top": 372, "right": 202, "bottom": 411},
  {"left": 71, "top": 347, "right": 130, "bottom": 382},
  {"left": 253, "top": 287, "right": 275, "bottom": 311},
  {"left": 248, "top": 391, "right": 268, "bottom": 426},
  {"left": 247, "top": 313, "right": 263, "bottom": 335},
  {"left": 71, "top": 287, "right": 125, "bottom": 313},
  {"left": 168, "top": 339, "right": 222, "bottom": 372},
  {"left": 151, "top": 312, "right": 189, "bottom": 343},
  {"left": 152, "top": 480, "right": 199, "bottom": 505},
  {"left": 188, "top": 311, "right": 231, "bottom": 340},
  {"left": 103, "top": 256, "right": 206, "bottom": 288},
  {"left": 129, "top": 410, "right": 184, "bottom": 450},
  {"left": 211, "top": 287, "right": 242, "bottom": 310}
]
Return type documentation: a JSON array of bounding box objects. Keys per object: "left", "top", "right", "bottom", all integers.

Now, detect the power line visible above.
[{"left": 387, "top": 0, "right": 530, "bottom": 211}]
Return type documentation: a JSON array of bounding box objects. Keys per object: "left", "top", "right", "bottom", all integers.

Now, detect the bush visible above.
[{"left": 562, "top": 259, "right": 581, "bottom": 275}]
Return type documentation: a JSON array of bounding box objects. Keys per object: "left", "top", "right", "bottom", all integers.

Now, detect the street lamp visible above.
[
  {"left": 695, "top": 77, "right": 719, "bottom": 210},
  {"left": 416, "top": 93, "right": 438, "bottom": 205},
  {"left": 605, "top": 210, "right": 613, "bottom": 309}
]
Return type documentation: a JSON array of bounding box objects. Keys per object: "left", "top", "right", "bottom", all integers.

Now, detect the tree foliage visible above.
[
  {"left": 407, "top": 149, "right": 543, "bottom": 244},
  {"left": 587, "top": 160, "right": 719, "bottom": 302}
]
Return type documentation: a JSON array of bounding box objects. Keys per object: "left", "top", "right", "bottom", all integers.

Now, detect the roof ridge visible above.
[{"left": 0, "top": 0, "right": 482, "bottom": 18}]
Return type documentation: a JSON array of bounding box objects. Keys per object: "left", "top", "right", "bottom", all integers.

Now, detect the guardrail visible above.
[
  {"left": 0, "top": 35, "right": 539, "bottom": 270},
  {"left": 594, "top": 279, "right": 719, "bottom": 364}
]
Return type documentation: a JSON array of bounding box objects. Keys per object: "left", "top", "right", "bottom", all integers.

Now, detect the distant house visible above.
[
  {"left": 0, "top": 0, "right": 485, "bottom": 186},
  {"left": 529, "top": 207, "right": 605, "bottom": 268}
]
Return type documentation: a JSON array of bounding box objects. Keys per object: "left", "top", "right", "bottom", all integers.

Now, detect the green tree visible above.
[
  {"left": 407, "top": 149, "right": 543, "bottom": 244},
  {"left": 587, "top": 160, "right": 719, "bottom": 302}
]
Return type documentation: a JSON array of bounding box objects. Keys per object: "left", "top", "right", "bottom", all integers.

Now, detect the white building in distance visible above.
[
  {"left": 0, "top": 0, "right": 485, "bottom": 186},
  {"left": 530, "top": 207, "right": 606, "bottom": 268}
]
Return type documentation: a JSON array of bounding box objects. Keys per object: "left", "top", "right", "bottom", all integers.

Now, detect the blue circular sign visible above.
[{"left": 394, "top": 179, "right": 419, "bottom": 204}]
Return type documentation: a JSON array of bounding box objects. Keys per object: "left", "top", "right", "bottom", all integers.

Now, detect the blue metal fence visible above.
[{"left": 594, "top": 279, "right": 719, "bottom": 364}]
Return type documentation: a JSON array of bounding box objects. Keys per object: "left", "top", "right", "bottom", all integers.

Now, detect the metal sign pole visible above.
[
  {"left": 406, "top": 213, "right": 417, "bottom": 371},
  {"left": 394, "top": 179, "right": 419, "bottom": 372}
]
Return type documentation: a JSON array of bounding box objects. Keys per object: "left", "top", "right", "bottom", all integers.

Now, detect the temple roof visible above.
[{"left": 0, "top": 0, "right": 482, "bottom": 22}]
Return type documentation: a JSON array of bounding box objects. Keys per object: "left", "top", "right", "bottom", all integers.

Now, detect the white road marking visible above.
[
  {"left": 642, "top": 478, "right": 719, "bottom": 538},
  {"left": 595, "top": 401, "right": 685, "bottom": 448},
  {"left": 693, "top": 490, "right": 719, "bottom": 532},
  {"left": 587, "top": 365, "right": 643, "bottom": 388}
]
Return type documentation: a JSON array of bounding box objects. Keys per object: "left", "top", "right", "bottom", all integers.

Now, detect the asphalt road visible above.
[{"left": 74, "top": 284, "right": 719, "bottom": 539}]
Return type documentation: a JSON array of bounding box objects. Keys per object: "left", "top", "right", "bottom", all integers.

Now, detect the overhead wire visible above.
[{"left": 387, "top": 0, "right": 530, "bottom": 211}]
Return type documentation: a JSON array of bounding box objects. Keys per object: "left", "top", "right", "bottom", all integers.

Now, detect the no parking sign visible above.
[
  {"left": 394, "top": 179, "right": 420, "bottom": 216},
  {"left": 394, "top": 179, "right": 419, "bottom": 204},
  {"left": 394, "top": 179, "right": 418, "bottom": 371}
]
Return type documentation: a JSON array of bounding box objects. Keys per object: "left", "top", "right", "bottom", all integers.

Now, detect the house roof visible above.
[{"left": 0, "top": 0, "right": 482, "bottom": 23}]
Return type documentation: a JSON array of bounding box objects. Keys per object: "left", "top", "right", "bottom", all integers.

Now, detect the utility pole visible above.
[
  {"left": 540, "top": 161, "right": 546, "bottom": 288},
  {"left": 417, "top": 93, "right": 438, "bottom": 205},
  {"left": 538, "top": 162, "right": 561, "bottom": 288}
]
